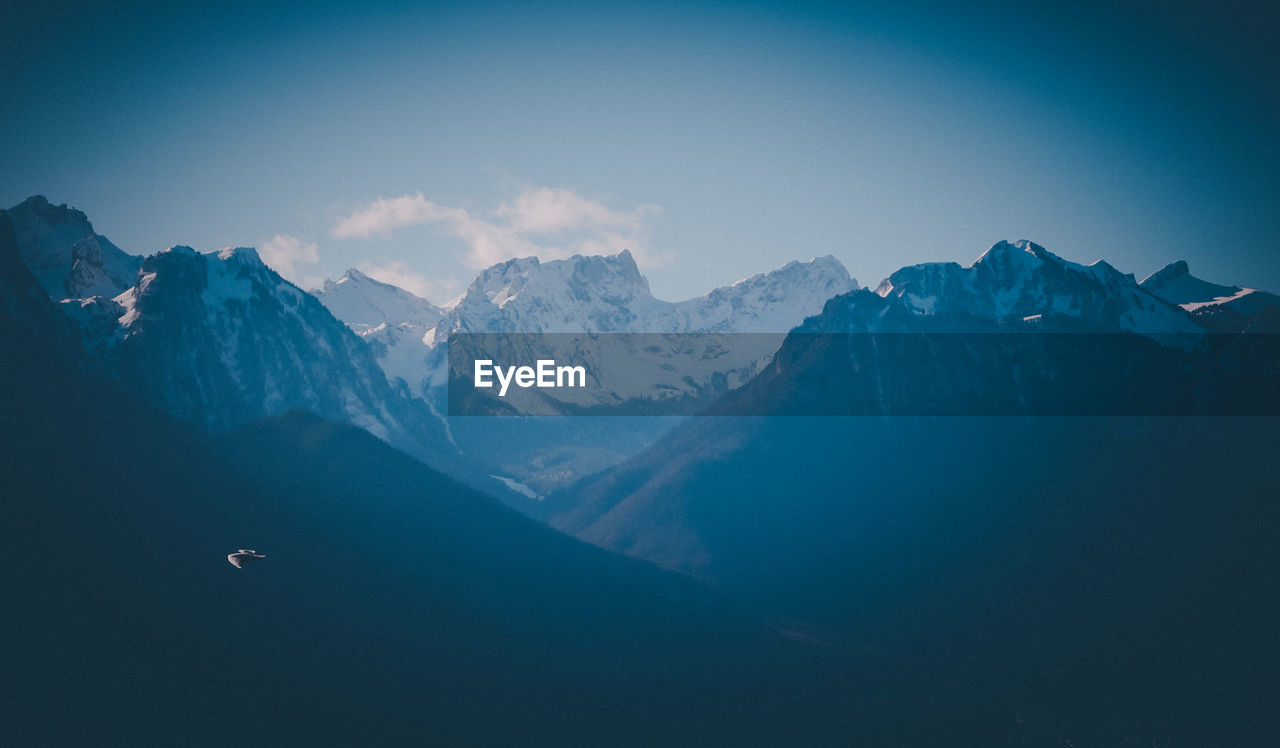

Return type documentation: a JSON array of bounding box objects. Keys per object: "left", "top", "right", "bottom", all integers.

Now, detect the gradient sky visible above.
[{"left": 3, "top": 0, "right": 1277, "bottom": 302}]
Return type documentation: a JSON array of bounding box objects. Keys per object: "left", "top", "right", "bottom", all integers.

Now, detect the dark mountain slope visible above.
[
  {"left": 546, "top": 285, "right": 1280, "bottom": 741},
  {"left": 2, "top": 211, "right": 872, "bottom": 745},
  {"left": 1, "top": 354, "right": 844, "bottom": 743},
  {"left": 553, "top": 412, "right": 1280, "bottom": 741}
]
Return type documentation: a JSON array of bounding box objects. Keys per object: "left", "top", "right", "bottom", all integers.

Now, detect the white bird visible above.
[{"left": 227, "top": 549, "right": 267, "bottom": 568}]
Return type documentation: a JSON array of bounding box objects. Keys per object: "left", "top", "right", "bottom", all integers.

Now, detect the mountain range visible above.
[
  {"left": 874, "top": 239, "right": 1201, "bottom": 332},
  {"left": 1, "top": 213, "right": 871, "bottom": 743},
  {"left": 3, "top": 197, "right": 463, "bottom": 477},
  {"left": 313, "top": 235, "right": 858, "bottom": 492},
  {"left": 316, "top": 249, "right": 857, "bottom": 410},
  {"left": 6, "top": 194, "right": 1280, "bottom": 741},
  {"left": 534, "top": 237, "right": 1280, "bottom": 739},
  {"left": 4, "top": 194, "right": 862, "bottom": 493}
]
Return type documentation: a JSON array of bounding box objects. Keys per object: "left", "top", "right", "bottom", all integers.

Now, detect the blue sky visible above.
[{"left": 3, "top": 0, "right": 1277, "bottom": 301}]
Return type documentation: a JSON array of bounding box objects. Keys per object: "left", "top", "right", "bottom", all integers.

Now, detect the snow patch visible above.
[{"left": 491, "top": 475, "right": 541, "bottom": 500}]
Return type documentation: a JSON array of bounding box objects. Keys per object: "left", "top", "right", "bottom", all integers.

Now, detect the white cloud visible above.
[
  {"left": 331, "top": 193, "right": 457, "bottom": 239},
  {"left": 331, "top": 187, "right": 670, "bottom": 270},
  {"left": 357, "top": 260, "right": 462, "bottom": 304},
  {"left": 260, "top": 234, "right": 321, "bottom": 287},
  {"left": 494, "top": 187, "right": 657, "bottom": 235}
]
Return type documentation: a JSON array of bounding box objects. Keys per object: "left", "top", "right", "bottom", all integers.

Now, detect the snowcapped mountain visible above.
[
  {"left": 874, "top": 240, "right": 1201, "bottom": 333},
  {"left": 438, "top": 249, "right": 856, "bottom": 336},
  {"left": 312, "top": 268, "right": 447, "bottom": 393},
  {"left": 653, "top": 255, "right": 855, "bottom": 333},
  {"left": 317, "top": 249, "right": 859, "bottom": 405},
  {"left": 443, "top": 250, "right": 668, "bottom": 335},
  {"left": 7, "top": 195, "right": 142, "bottom": 302},
  {"left": 108, "top": 245, "right": 437, "bottom": 447},
  {"left": 306, "top": 249, "right": 856, "bottom": 490},
  {"left": 543, "top": 247, "right": 1280, "bottom": 585},
  {"left": 314, "top": 267, "right": 445, "bottom": 335},
  {"left": 1141, "top": 260, "right": 1248, "bottom": 309},
  {"left": 2, "top": 196, "right": 457, "bottom": 470},
  {"left": 1139, "top": 261, "right": 1280, "bottom": 332}
]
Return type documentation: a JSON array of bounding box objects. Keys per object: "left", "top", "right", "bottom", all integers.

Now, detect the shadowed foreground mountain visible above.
[
  {"left": 1, "top": 349, "right": 853, "bottom": 743},
  {"left": 4, "top": 212, "right": 885, "bottom": 744},
  {"left": 551, "top": 416, "right": 1280, "bottom": 741}
]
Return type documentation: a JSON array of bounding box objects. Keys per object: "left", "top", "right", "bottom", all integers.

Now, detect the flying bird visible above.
[{"left": 227, "top": 549, "right": 267, "bottom": 568}]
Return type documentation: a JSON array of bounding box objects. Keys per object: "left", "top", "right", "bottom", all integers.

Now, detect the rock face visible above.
[
  {"left": 110, "top": 245, "right": 433, "bottom": 449},
  {"left": 0, "top": 208, "right": 87, "bottom": 369},
  {"left": 6, "top": 195, "right": 142, "bottom": 302}
]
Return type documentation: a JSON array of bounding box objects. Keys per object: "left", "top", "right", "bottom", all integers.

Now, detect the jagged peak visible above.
[
  {"left": 1139, "top": 260, "right": 1191, "bottom": 288},
  {"left": 320, "top": 268, "right": 368, "bottom": 292},
  {"left": 971, "top": 239, "right": 1058, "bottom": 268},
  {"left": 1083, "top": 258, "right": 1134, "bottom": 283},
  {"left": 318, "top": 267, "right": 435, "bottom": 307},
  {"left": 727, "top": 254, "right": 854, "bottom": 291},
  {"left": 469, "top": 250, "right": 650, "bottom": 291},
  {"left": 11, "top": 194, "right": 95, "bottom": 233},
  {"left": 808, "top": 254, "right": 848, "bottom": 272},
  {"left": 1137, "top": 259, "right": 1248, "bottom": 309},
  {"left": 140, "top": 245, "right": 199, "bottom": 272},
  {"left": 211, "top": 246, "right": 264, "bottom": 266}
]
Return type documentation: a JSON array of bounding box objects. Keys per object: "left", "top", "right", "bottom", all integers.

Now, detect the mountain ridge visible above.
[
  {"left": 8, "top": 194, "right": 142, "bottom": 301},
  {"left": 1, "top": 239, "right": 865, "bottom": 743}
]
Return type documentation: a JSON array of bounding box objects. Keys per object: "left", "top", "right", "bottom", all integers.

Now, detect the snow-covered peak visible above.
[
  {"left": 213, "top": 246, "right": 265, "bottom": 266},
  {"left": 329, "top": 267, "right": 371, "bottom": 286},
  {"left": 6, "top": 195, "right": 142, "bottom": 301},
  {"left": 113, "top": 243, "right": 322, "bottom": 331},
  {"left": 1138, "top": 260, "right": 1280, "bottom": 321},
  {"left": 867, "top": 240, "right": 1199, "bottom": 332},
  {"left": 972, "top": 238, "right": 1052, "bottom": 271},
  {"left": 971, "top": 240, "right": 1133, "bottom": 286},
  {"left": 438, "top": 250, "right": 856, "bottom": 335},
  {"left": 727, "top": 255, "right": 850, "bottom": 289},
  {"left": 444, "top": 250, "right": 661, "bottom": 334},
  {"left": 653, "top": 255, "right": 858, "bottom": 333},
  {"left": 1140, "top": 260, "right": 1242, "bottom": 307},
  {"left": 314, "top": 266, "right": 444, "bottom": 336},
  {"left": 474, "top": 250, "right": 650, "bottom": 306},
  {"left": 314, "top": 249, "right": 859, "bottom": 404},
  {"left": 1143, "top": 259, "right": 1191, "bottom": 284},
  {"left": 104, "top": 240, "right": 429, "bottom": 440}
]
